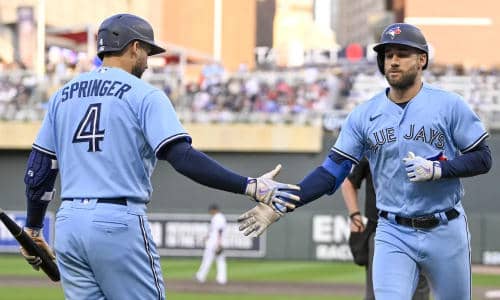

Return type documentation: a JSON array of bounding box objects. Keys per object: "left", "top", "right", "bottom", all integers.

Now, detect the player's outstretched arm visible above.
[
  {"left": 403, "top": 141, "right": 491, "bottom": 182},
  {"left": 157, "top": 139, "right": 300, "bottom": 208},
  {"left": 291, "top": 150, "right": 353, "bottom": 207},
  {"left": 237, "top": 150, "right": 354, "bottom": 236}
]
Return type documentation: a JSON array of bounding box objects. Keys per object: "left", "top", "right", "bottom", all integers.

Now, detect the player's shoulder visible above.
[{"left": 421, "top": 82, "right": 464, "bottom": 103}]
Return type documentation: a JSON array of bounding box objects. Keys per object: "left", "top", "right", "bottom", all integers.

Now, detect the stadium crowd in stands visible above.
[{"left": 1, "top": 55, "right": 499, "bottom": 130}]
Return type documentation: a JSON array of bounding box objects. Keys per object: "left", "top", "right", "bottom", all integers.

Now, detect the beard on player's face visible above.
[
  {"left": 385, "top": 61, "right": 419, "bottom": 90},
  {"left": 131, "top": 64, "right": 144, "bottom": 78},
  {"left": 131, "top": 57, "right": 147, "bottom": 78}
]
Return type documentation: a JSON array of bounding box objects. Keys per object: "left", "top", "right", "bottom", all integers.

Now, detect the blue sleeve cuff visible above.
[
  {"left": 294, "top": 154, "right": 354, "bottom": 207},
  {"left": 321, "top": 155, "right": 353, "bottom": 193}
]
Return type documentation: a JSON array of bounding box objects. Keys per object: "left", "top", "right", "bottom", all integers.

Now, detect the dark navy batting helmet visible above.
[
  {"left": 96, "top": 13, "right": 166, "bottom": 60},
  {"left": 373, "top": 23, "right": 428, "bottom": 74}
]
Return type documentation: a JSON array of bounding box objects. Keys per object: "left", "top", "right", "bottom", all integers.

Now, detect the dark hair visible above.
[{"left": 100, "top": 40, "right": 150, "bottom": 58}]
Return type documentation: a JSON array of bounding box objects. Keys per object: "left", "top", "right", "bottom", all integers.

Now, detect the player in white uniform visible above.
[{"left": 196, "top": 204, "right": 227, "bottom": 284}]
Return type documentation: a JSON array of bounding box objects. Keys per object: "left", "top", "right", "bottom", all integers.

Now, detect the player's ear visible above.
[
  {"left": 419, "top": 53, "right": 427, "bottom": 69},
  {"left": 128, "top": 41, "right": 141, "bottom": 58}
]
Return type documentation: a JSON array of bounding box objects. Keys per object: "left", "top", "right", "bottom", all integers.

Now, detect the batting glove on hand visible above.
[
  {"left": 403, "top": 152, "right": 442, "bottom": 182},
  {"left": 238, "top": 203, "right": 283, "bottom": 237},
  {"left": 245, "top": 164, "right": 300, "bottom": 212},
  {"left": 20, "top": 227, "right": 56, "bottom": 271}
]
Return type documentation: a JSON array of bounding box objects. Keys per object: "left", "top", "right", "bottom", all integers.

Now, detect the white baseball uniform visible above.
[{"left": 196, "top": 212, "right": 227, "bottom": 284}]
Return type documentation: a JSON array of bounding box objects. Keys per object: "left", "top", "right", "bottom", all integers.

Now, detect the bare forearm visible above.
[{"left": 341, "top": 179, "right": 360, "bottom": 215}]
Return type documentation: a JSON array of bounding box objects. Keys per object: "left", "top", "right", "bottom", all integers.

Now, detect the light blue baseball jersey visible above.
[
  {"left": 334, "top": 83, "right": 488, "bottom": 216},
  {"left": 33, "top": 67, "right": 190, "bottom": 202}
]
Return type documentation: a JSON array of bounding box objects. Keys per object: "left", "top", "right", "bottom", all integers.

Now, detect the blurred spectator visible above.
[
  {"left": 1, "top": 58, "right": 500, "bottom": 130},
  {"left": 0, "top": 57, "right": 5, "bottom": 72}
]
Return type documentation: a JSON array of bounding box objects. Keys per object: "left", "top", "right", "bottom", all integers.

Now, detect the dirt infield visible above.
[
  {"left": 179, "top": 281, "right": 500, "bottom": 299},
  {"left": 168, "top": 279, "right": 360, "bottom": 296},
  {"left": 1, "top": 276, "right": 499, "bottom": 299}
]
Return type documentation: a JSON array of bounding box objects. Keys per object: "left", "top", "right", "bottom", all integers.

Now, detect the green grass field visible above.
[
  {"left": 164, "top": 258, "right": 365, "bottom": 283},
  {"left": 0, "top": 289, "right": 357, "bottom": 300},
  {"left": 1, "top": 255, "right": 499, "bottom": 300}
]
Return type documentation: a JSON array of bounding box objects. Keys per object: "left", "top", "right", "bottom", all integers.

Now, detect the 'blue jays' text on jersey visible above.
[
  {"left": 334, "top": 83, "right": 488, "bottom": 216},
  {"left": 33, "top": 67, "right": 191, "bottom": 202}
]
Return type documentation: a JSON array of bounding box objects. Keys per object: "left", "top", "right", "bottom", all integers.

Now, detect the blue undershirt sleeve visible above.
[
  {"left": 294, "top": 151, "right": 353, "bottom": 207},
  {"left": 440, "top": 140, "right": 492, "bottom": 178},
  {"left": 25, "top": 148, "right": 58, "bottom": 228},
  {"left": 157, "top": 140, "right": 248, "bottom": 194},
  {"left": 26, "top": 200, "right": 50, "bottom": 229}
]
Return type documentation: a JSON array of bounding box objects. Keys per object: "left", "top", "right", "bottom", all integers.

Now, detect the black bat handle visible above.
[{"left": 0, "top": 212, "right": 60, "bottom": 282}]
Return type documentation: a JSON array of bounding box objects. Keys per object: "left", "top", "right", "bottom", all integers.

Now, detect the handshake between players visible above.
[{"left": 239, "top": 164, "right": 301, "bottom": 237}]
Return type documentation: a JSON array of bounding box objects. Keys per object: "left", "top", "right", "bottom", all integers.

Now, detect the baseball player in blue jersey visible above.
[
  {"left": 239, "top": 23, "right": 492, "bottom": 299},
  {"left": 19, "top": 13, "right": 299, "bottom": 300}
]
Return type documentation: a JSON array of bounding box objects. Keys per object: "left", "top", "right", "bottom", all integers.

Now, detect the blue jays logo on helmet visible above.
[{"left": 386, "top": 26, "right": 402, "bottom": 40}]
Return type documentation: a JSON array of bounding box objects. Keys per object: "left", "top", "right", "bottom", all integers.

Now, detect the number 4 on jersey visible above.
[{"left": 72, "top": 103, "right": 105, "bottom": 152}]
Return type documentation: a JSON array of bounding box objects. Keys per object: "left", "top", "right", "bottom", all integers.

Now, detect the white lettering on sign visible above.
[
  {"left": 312, "top": 215, "right": 333, "bottom": 242},
  {"left": 165, "top": 222, "right": 207, "bottom": 248},
  {"left": 0, "top": 223, "right": 12, "bottom": 240},
  {"left": 224, "top": 224, "right": 253, "bottom": 249},
  {"left": 316, "top": 244, "right": 353, "bottom": 260},
  {"left": 0, "top": 214, "right": 23, "bottom": 240},
  {"left": 312, "top": 215, "right": 350, "bottom": 243},
  {"left": 149, "top": 221, "right": 163, "bottom": 246},
  {"left": 483, "top": 251, "right": 500, "bottom": 265},
  {"left": 147, "top": 214, "right": 264, "bottom": 257},
  {"left": 312, "top": 214, "right": 352, "bottom": 261}
]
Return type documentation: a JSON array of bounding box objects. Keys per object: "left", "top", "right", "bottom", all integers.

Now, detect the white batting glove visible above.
[
  {"left": 237, "top": 203, "right": 283, "bottom": 237},
  {"left": 403, "top": 152, "right": 442, "bottom": 182},
  {"left": 245, "top": 164, "right": 300, "bottom": 212}
]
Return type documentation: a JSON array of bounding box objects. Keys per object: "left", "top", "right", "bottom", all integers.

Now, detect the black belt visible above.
[
  {"left": 380, "top": 208, "right": 460, "bottom": 229},
  {"left": 62, "top": 197, "right": 127, "bottom": 206}
]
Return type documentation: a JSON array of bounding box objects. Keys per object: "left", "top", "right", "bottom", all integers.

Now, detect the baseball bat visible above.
[{"left": 0, "top": 208, "right": 60, "bottom": 282}]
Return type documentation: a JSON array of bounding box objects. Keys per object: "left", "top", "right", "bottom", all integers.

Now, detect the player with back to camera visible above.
[
  {"left": 18, "top": 13, "right": 299, "bottom": 300},
  {"left": 239, "top": 23, "right": 492, "bottom": 300}
]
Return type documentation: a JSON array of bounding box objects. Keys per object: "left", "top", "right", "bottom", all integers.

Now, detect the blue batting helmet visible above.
[
  {"left": 96, "top": 13, "right": 166, "bottom": 60},
  {"left": 373, "top": 23, "right": 428, "bottom": 74}
]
